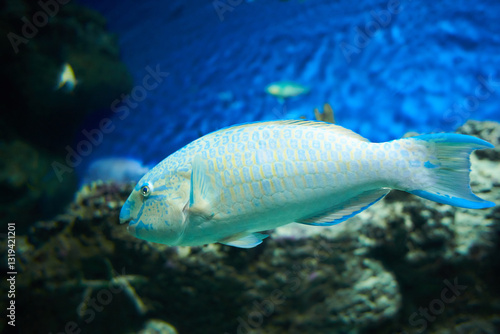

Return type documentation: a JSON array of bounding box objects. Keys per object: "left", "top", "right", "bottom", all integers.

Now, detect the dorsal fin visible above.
[{"left": 211, "top": 120, "right": 370, "bottom": 142}]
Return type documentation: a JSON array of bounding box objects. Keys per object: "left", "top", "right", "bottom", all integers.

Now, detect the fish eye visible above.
[{"left": 140, "top": 185, "right": 151, "bottom": 198}]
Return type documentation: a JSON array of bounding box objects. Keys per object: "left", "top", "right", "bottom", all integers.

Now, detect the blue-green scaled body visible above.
[{"left": 119, "top": 120, "right": 495, "bottom": 248}]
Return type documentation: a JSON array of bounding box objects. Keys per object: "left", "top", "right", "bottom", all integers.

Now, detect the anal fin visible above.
[
  {"left": 297, "top": 188, "right": 390, "bottom": 226},
  {"left": 219, "top": 232, "right": 269, "bottom": 248}
]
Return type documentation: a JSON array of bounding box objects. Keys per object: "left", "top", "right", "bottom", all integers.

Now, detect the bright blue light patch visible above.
[{"left": 80, "top": 1, "right": 500, "bottom": 171}]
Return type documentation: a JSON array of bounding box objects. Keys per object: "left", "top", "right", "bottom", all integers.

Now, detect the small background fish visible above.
[
  {"left": 265, "top": 81, "right": 310, "bottom": 101},
  {"left": 55, "top": 63, "right": 78, "bottom": 92}
]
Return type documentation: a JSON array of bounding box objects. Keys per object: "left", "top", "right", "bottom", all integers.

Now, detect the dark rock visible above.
[
  {"left": 0, "top": 0, "right": 133, "bottom": 232},
  {"left": 0, "top": 140, "right": 77, "bottom": 233},
  {"left": 0, "top": 0, "right": 133, "bottom": 148}
]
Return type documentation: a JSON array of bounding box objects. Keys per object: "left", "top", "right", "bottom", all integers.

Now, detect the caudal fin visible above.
[{"left": 405, "top": 133, "right": 495, "bottom": 209}]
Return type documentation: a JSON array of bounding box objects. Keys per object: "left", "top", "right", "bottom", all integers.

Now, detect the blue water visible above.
[{"left": 76, "top": 0, "right": 500, "bottom": 171}]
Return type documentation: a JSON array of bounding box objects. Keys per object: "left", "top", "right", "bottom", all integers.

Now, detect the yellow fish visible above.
[
  {"left": 265, "top": 81, "right": 309, "bottom": 101},
  {"left": 56, "top": 63, "right": 78, "bottom": 92}
]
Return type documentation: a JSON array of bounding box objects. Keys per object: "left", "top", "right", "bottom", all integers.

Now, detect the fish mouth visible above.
[
  {"left": 119, "top": 216, "right": 136, "bottom": 236},
  {"left": 119, "top": 217, "right": 133, "bottom": 225},
  {"left": 127, "top": 222, "right": 136, "bottom": 235}
]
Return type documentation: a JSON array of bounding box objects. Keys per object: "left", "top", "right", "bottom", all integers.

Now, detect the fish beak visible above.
[
  {"left": 119, "top": 213, "right": 136, "bottom": 236},
  {"left": 119, "top": 201, "right": 133, "bottom": 224}
]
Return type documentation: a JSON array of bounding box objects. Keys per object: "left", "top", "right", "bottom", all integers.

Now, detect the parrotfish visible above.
[{"left": 119, "top": 120, "right": 494, "bottom": 248}]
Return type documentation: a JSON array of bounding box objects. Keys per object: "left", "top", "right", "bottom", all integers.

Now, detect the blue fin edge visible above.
[
  {"left": 413, "top": 133, "right": 494, "bottom": 149},
  {"left": 410, "top": 190, "right": 495, "bottom": 209},
  {"left": 298, "top": 193, "right": 388, "bottom": 226}
]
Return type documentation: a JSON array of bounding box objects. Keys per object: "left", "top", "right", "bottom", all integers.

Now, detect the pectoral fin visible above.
[
  {"left": 297, "top": 188, "right": 390, "bottom": 226},
  {"left": 189, "top": 155, "right": 216, "bottom": 219},
  {"left": 219, "top": 232, "right": 269, "bottom": 248}
]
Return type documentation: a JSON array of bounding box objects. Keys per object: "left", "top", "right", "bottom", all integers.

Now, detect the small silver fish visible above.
[{"left": 119, "top": 120, "right": 494, "bottom": 248}]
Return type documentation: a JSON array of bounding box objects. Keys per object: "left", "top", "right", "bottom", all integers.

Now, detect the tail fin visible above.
[{"left": 405, "top": 133, "right": 495, "bottom": 209}]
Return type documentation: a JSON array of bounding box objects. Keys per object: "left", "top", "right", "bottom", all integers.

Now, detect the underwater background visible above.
[
  {"left": 78, "top": 0, "right": 500, "bottom": 172},
  {"left": 0, "top": 0, "right": 499, "bottom": 333}
]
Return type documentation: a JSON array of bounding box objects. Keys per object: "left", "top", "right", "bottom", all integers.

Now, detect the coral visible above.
[
  {"left": 457, "top": 120, "right": 500, "bottom": 162},
  {"left": 314, "top": 103, "right": 335, "bottom": 124},
  {"left": 139, "top": 319, "right": 178, "bottom": 334}
]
